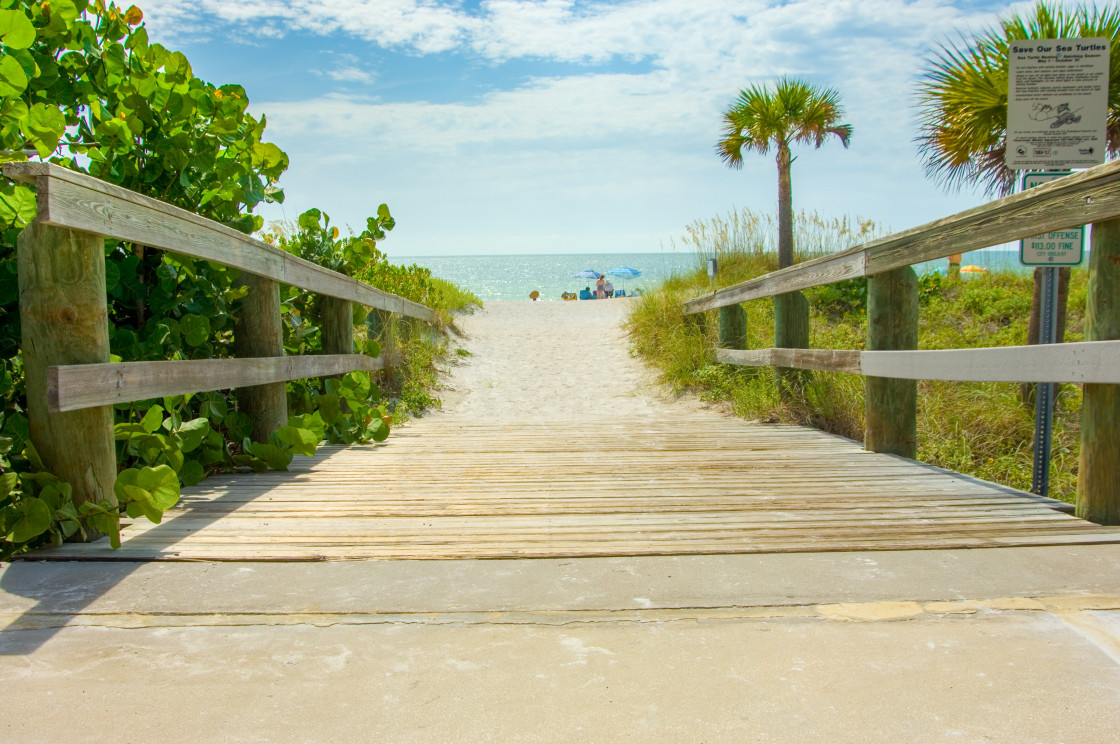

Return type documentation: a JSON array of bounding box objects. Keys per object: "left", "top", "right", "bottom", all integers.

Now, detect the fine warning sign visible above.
[{"left": 1006, "top": 38, "right": 1109, "bottom": 170}]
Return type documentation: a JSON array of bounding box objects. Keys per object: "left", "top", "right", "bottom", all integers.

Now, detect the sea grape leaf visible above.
[
  {"left": 179, "top": 314, "right": 210, "bottom": 346},
  {"left": 0, "top": 9, "right": 35, "bottom": 50},
  {"left": 21, "top": 103, "right": 65, "bottom": 158},
  {"left": 7, "top": 496, "right": 50, "bottom": 542},
  {"left": 272, "top": 425, "right": 318, "bottom": 457},
  {"left": 140, "top": 405, "right": 165, "bottom": 434}
]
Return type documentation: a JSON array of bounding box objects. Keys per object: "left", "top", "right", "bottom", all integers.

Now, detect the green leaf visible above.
[
  {"left": 175, "top": 417, "right": 210, "bottom": 452},
  {"left": 272, "top": 425, "right": 318, "bottom": 457},
  {"left": 140, "top": 405, "right": 165, "bottom": 434},
  {"left": 0, "top": 9, "right": 36, "bottom": 50},
  {"left": 20, "top": 103, "right": 65, "bottom": 158},
  {"left": 0, "top": 471, "right": 16, "bottom": 498},
  {"left": 23, "top": 439, "right": 43, "bottom": 470},
  {"left": 364, "top": 338, "right": 381, "bottom": 358},
  {"left": 318, "top": 393, "right": 341, "bottom": 425},
  {"left": 0, "top": 183, "right": 36, "bottom": 227},
  {"left": 247, "top": 441, "right": 292, "bottom": 470},
  {"left": 7, "top": 497, "right": 50, "bottom": 542},
  {"left": 122, "top": 484, "right": 162, "bottom": 523},
  {"left": 179, "top": 459, "right": 206, "bottom": 486},
  {"left": 0, "top": 53, "right": 33, "bottom": 97},
  {"left": 369, "top": 418, "right": 390, "bottom": 443},
  {"left": 179, "top": 313, "right": 210, "bottom": 346}
]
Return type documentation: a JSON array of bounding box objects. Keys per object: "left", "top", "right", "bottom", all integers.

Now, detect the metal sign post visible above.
[{"left": 1018, "top": 171, "right": 1084, "bottom": 497}]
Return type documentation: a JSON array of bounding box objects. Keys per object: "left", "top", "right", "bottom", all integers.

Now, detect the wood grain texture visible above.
[
  {"left": 717, "top": 341, "right": 1120, "bottom": 383},
  {"left": 684, "top": 159, "right": 1120, "bottom": 313},
  {"left": 716, "top": 348, "right": 862, "bottom": 374},
  {"left": 28, "top": 420, "right": 1119, "bottom": 561},
  {"left": 234, "top": 273, "right": 287, "bottom": 442},
  {"left": 3, "top": 162, "right": 435, "bottom": 322},
  {"left": 48, "top": 354, "right": 385, "bottom": 412},
  {"left": 1078, "top": 217, "right": 1120, "bottom": 525},
  {"left": 18, "top": 222, "right": 117, "bottom": 520},
  {"left": 865, "top": 267, "right": 918, "bottom": 458}
]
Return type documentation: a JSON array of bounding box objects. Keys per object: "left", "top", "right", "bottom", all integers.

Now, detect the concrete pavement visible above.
[{"left": 4, "top": 545, "right": 1120, "bottom": 742}]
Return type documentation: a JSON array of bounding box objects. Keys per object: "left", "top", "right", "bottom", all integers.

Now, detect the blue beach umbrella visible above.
[
  {"left": 571, "top": 269, "right": 601, "bottom": 279},
  {"left": 605, "top": 266, "right": 641, "bottom": 294}
]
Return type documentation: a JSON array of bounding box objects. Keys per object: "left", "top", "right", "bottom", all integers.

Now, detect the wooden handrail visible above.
[
  {"left": 685, "top": 160, "right": 1120, "bottom": 523},
  {"left": 48, "top": 354, "right": 385, "bottom": 412},
  {"left": 3, "top": 161, "right": 436, "bottom": 323},
  {"left": 716, "top": 341, "right": 1120, "bottom": 383},
  {"left": 11, "top": 166, "right": 435, "bottom": 525},
  {"left": 684, "top": 159, "right": 1120, "bottom": 314}
]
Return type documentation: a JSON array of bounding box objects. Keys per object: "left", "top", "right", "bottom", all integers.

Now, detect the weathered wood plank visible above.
[
  {"left": 716, "top": 341, "right": 1120, "bottom": 383},
  {"left": 48, "top": 354, "right": 384, "bottom": 412},
  {"left": 1079, "top": 216, "right": 1120, "bottom": 524},
  {"left": 27, "top": 419, "right": 1120, "bottom": 561},
  {"left": 684, "top": 159, "right": 1120, "bottom": 312},
  {"left": 18, "top": 222, "right": 117, "bottom": 526},
  {"left": 3, "top": 162, "right": 436, "bottom": 322},
  {"left": 716, "top": 347, "right": 862, "bottom": 374},
  {"left": 865, "top": 266, "right": 918, "bottom": 458}
]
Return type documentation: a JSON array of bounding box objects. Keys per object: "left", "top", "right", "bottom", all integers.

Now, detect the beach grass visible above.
[{"left": 626, "top": 208, "right": 1085, "bottom": 502}]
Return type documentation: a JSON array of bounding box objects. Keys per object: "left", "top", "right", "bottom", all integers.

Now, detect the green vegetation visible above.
[
  {"left": 0, "top": 2, "right": 478, "bottom": 559},
  {"left": 717, "top": 78, "right": 852, "bottom": 270},
  {"left": 626, "top": 209, "right": 1085, "bottom": 503},
  {"left": 916, "top": 1, "right": 1120, "bottom": 197}
]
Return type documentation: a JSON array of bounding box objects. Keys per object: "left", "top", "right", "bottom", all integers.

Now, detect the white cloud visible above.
[{"left": 139, "top": 0, "right": 1020, "bottom": 253}]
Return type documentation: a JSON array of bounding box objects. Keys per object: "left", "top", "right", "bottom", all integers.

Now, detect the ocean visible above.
[{"left": 392, "top": 249, "right": 1051, "bottom": 302}]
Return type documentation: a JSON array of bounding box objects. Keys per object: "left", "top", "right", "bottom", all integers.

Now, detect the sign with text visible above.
[
  {"left": 1020, "top": 171, "right": 1084, "bottom": 266},
  {"left": 1006, "top": 38, "right": 1109, "bottom": 170}
]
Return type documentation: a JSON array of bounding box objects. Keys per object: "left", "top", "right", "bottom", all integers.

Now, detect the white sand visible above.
[{"left": 429, "top": 299, "right": 706, "bottom": 423}]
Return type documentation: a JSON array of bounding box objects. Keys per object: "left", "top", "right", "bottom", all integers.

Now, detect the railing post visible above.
[
  {"left": 864, "top": 267, "right": 918, "bottom": 457},
  {"left": 718, "top": 303, "right": 747, "bottom": 350},
  {"left": 774, "top": 291, "right": 809, "bottom": 398},
  {"left": 1078, "top": 218, "right": 1120, "bottom": 524},
  {"left": 320, "top": 296, "right": 354, "bottom": 378},
  {"left": 234, "top": 273, "right": 286, "bottom": 441},
  {"left": 17, "top": 221, "right": 117, "bottom": 523}
]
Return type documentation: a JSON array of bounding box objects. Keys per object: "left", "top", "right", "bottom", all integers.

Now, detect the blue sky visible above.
[{"left": 138, "top": 0, "right": 1037, "bottom": 256}]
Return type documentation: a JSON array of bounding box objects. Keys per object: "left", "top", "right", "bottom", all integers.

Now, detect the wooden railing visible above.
[
  {"left": 683, "top": 159, "right": 1120, "bottom": 524},
  {"left": 5, "top": 162, "right": 435, "bottom": 513}
]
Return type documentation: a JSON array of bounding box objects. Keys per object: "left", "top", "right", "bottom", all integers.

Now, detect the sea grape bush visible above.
[{"left": 0, "top": 2, "right": 403, "bottom": 559}]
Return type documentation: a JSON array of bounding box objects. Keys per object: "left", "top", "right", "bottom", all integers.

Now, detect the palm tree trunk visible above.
[{"left": 776, "top": 142, "right": 794, "bottom": 269}]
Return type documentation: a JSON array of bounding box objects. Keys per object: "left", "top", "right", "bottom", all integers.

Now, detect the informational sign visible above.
[
  {"left": 1020, "top": 171, "right": 1084, "bottom": 266},
  {"left": 1006, "top": 38, "right": 1109, "bottom": 170}
]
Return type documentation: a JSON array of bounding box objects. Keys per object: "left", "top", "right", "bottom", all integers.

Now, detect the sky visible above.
[{"left": 135, "top": 0, "right": 1046, "bottom": 256}]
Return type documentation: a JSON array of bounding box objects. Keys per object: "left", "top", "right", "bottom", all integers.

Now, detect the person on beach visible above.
[
  {"left": 595, "top": 275, "right": 606, "bottom": 298},
  {"left": 603, "top": 278, "right": 614, "bottom": 298}
]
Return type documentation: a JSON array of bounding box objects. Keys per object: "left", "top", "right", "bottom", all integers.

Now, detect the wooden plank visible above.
[
  {"left": 717, "top": 341, "right": 1120, "bottom": 383},
  {"left": 716, "top": 348, "right": 862, "bottom": 373},
  {"left": 48, "top": 354, "right": 384, "bottom": 412},
  {"left": 17, "top": 222, "right": 118, "bottom": 524},
  {"left": 1079, "top": 216, "right": 1120, "bottom": 524},
  {"left": 3, "top": 162, "right": 436, "bottom": 323},
  {"left": 684, "top": 159, "right": 1120, "bottom": 312}
]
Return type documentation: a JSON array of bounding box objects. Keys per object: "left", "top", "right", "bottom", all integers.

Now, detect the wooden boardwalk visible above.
[{"left": 36, "top": 418, "right": 1120, "bottom": 561}]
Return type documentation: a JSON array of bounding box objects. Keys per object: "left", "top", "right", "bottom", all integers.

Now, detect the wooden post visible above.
[
  {"left": 234, "top": 273, "right": 286, "bottom": 442},
  {"left": 320, "top": 296, "right": 354, "bottom": 379},
  {"left": 1078, "top": 217, "right": 1120, "bottom": 524},
  {"left": 718, "top": 303, "right": 747, "bottom": 350},
  {"left": 774, "top": 291, "right": 809, "bottom": 399},
  {"left": 373, "top": 309, "right": 397, "bottom": 382},
  {"left": 18, "top": 222, "right": 117, "bottom": 520},
  {"left": 865, "top": 266, "right": 918, "bottom": 457}
]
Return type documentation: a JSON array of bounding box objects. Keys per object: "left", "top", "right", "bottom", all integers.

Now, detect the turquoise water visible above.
[
  {"left": 394, "top": 249, "right": 1047, "bottom": 302},
  {"left": 391, "top": 252, "right": 699, "bottom": 302}
]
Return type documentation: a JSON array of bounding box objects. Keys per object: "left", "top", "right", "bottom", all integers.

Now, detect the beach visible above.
[{"left": 432, "top": 298, "right": 705, "bottom": 423}]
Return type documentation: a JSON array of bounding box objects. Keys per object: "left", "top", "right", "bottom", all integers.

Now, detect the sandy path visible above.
[{"left": 429, "top": 299, "right": 700, "bottom": 424}]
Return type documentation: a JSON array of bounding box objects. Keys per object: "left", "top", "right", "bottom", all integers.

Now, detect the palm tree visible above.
[
  {"left": 916, "top": 2, "right": 1120, "bottom": 197},
  {"left": 916, "top": 2, "right": 1120, "bottom": 402},
  {"left": 717, "top": 78, "right": 852, "bottom": 269}
]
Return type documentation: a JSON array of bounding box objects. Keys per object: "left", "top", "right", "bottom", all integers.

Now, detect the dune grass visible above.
[{"left": 627, "top": 208, "right": 1085, "bottom": 502}]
